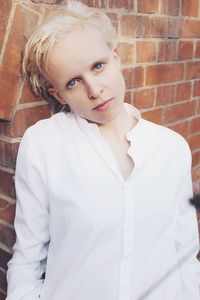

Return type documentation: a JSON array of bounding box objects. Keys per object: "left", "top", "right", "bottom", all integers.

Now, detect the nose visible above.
[{"left": 86, "top": 76, "right": 103, "bottom": 100}]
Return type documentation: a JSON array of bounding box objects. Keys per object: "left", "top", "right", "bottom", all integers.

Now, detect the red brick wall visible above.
[{"left": 0, "top": 0, "right": 200, "bottom": 298}]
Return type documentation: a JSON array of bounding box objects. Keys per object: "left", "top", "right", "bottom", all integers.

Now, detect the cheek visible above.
[
  {"left": 104, "top": 67, "right": 122, "bottom": 87},
  {"left": 61, "top": 89, "right": 84, "bottom": 104}
]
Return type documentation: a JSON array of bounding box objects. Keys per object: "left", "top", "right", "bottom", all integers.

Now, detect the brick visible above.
[
  {"left": 136, "top": 41, "right": 156, "bottom": 62},
  {"left": 0, "top": 291, "right": 6, "bottom": 300},
  {"left": 108, "top": 0, "right": 134, "bottom": 10},
  {"left": 189, "top": 134, "right": 200, "bottom": 151},
  {"left": 181, "top": 20, "right": 200, "bottom": 38},
  {"left": 121, "top": 15, "right": 136, "bottom": 37},
  {"left": 124, "top": 91, "right": 133, "bottom": 105},
  {"left": 133, "top": 88, "right": 155, "bottom": 109},
  {"left": 194, "top": 181, "right": 200, "bottom": 197},
  {"left": 137, "top": 17, "right": 168, "bottom": 39},
  {"left": 175, "top": 82, "right": 192, "bottom": 101},
  {"left": 178, "top": 41, "right": 194, "bottom": 60},
  {"left": 0, "top": 247, "right": 12, "bottom": 270},
  {"left": 0, "top": 224, "right": 15, "bottom": 248},
  {"left": 193, "top": 80, "right": 200, "bottom": 97},
  {"left": 169, "top": 121, "right": 189, "bottom": 139},
  {"left": 195, "top": 41, "right": 200, "bottom": 58},
  {"left": 186, "top": 62, "right": 200, "bottom": 80},
  {"left": 163, "top": 101, "right": 196, "bottom": 124},
  {"left": 117, "top": 43, "right": 134, "bottom": 65},
  {"left": 32, "top": 0, "right": 57, "bottom": 3},
  {"left": 0, "top": 269, "right": 7, "bottom": 294},
  {"left": 192, "top": 166, "right": 200, "bottom": 182},
  {"left": 198, "top": 99, "right": 200, "bottom": 114},
  {"left": 93, "top": 0, "right": 107, "bottom": 8},
  {"left": 123, "top": 66, "right": 144, "bottom": 88},
  {"left": 190, "top": 117, "right": 200, "bottom": 134},
  {"left": 0, "top": 0, "right": 12, "bottom": 53},
  {"left": 0, "top": 170, "right": 15, "bottom": 199},
  {"left": 146, "top": 64, "right": 184, "bottom": 85},
  {"left": 192, "top": 181, "right": 200, "bottom": 198},
  {"left": 168, "top": 18, "right": 183, "bottom": 38},
  {"left": 136, "top": 15, "right": 151, "bottom": 38},
  {"left": 0, "top": 198, "right": 15, "bottom": 225},
  {"left": 142, "top": 108, "right": 163, "bottom": 124},
  {"left": 0, "top": 105, "right": 50, "bottom": 138},
  {"left": 150, "top": 16, "right": 167, "bottom": 37},
  {"left": 161, "top": 0, "right": 180, "bottom": 15},
  {"left": 19, "top": 83, "right": 42, "bottom": 104},
  {"left": 182, "top": 0, "right": 199, "bottom": 16},
  {"left": 106, "top": 13, "right": 118, "bottom": 33},
  {"left": 0, "top": 141, "right": 19, "bottom": 169},
  {"left": 0, "top": 5, "right": 40, "bottom": 121},
  {"left": 156, "top": 85, "right": 175, "bottom": 105},
  {"left": 33, "top": 0, "right": 75, "bottom": 3},
  {"left": 137, "top": 0, "right": 159, "bottom": 13},
  {"left": 192, "top": 151, "right": 200, "bottom": 167},
  {"left": 158, "top": 40, "right": 177, "bottom": 62}
]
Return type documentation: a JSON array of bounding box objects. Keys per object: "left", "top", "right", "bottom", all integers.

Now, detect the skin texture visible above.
[{"left": 46, "top": 26, "right": 135, "bottom": 134}]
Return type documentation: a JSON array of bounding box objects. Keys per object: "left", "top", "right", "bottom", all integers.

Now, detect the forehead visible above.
[{"left": 45, "top": 27, "right": 112, "bottom": 83}]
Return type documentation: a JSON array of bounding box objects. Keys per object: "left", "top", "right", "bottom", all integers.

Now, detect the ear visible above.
[{"left": 48, "top": 87, "right": 66, "bottom": 105}]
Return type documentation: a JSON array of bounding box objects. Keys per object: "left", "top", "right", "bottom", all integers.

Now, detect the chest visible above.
[
  {"left": 103, "top": 138, "right": 135, "bottom": 181},
  {"left": 45, "top": 141, "right": 178, "bottom": 238},
  {"left": 44, "top": 134, "right": 180, "bottom": 234}
]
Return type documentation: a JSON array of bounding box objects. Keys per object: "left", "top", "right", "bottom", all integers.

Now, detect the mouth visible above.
[{"left": 92, "top": 99, "right": 113, "bottom": 111}]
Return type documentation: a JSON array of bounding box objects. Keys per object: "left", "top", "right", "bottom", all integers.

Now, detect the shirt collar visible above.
[
  {"left": 74, "top": 102, "right": 141, "bottom": 135},
  {"left": 73, "top": 103, "right": 159, "bottom": 169}
]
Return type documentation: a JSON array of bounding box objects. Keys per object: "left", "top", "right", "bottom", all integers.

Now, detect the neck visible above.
[{"left": 98, "top": 106, "right": 137, "bottom": 142}]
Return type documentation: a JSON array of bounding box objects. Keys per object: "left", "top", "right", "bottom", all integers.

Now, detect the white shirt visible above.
[{"left": 6, "top": 103, "right": 200, "bottom": 300}]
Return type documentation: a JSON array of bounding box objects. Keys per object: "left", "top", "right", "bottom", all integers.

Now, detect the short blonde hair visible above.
[{"left": 23, "top": 0, "right": 118, "bottom": 112}]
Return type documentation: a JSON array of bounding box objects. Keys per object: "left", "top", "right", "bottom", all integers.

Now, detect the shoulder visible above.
[
  {"left": 141, "top": 118, "right": 191, "bottom": 166},
  {"left": 22, "top": 111, "right": 75, "bottom": 143},
  {"left": 129, "top": 102, "right": 189, "bottom": 154},
  {"left": 143, "top": 118, "right": 189, "bottom": 149},
  {"left": 26, "top": 111, "right": 73, "bottom": 134},
  {"left": 18, "top": 111, "right": 78, "bottom": 158}
]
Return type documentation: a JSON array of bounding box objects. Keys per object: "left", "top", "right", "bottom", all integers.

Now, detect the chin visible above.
[
  {"left": 88, "top": 101, "right": 124, "bottom": 125},
  {"left": 97, "top": 114, "right": 120, "bottom": 125}
]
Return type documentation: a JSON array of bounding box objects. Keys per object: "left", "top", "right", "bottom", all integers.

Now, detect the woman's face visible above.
[{"left": 45, "top": 27, "right": 126, "bottom": 125}]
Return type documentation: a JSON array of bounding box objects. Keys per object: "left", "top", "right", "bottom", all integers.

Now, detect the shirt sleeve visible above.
[
  {"left": 6, "top": 129, "right": 50, "bottom": 300},
  {"left": 175, "top": 142, "right": 200, "bottom": 300}
]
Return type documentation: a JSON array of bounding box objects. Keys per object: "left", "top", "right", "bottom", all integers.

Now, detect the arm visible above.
[
  {"left": 6, "top": 130, "right": 50, "bottom": 300},
  {"left": 175, "top": 144, "right": 200, "bottom": 300}
]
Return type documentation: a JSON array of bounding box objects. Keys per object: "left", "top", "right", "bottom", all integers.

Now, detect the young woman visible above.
[{"left": 6, "top": 1, "right": 200, "bottom": 299}]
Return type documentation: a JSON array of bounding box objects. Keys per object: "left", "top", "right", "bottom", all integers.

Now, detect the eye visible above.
[
  {"left": 66, "top": 79, "right": 78, "bottom": 89},
  {"left": 93, "top": 62, "right": 104, "bottom": 70}
]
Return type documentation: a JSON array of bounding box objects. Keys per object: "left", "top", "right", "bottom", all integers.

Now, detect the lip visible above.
[{"left": 92, "top": 99, "right": 112, "bottom": 111}]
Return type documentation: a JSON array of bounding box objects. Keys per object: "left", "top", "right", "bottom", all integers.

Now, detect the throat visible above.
[
  {"left": 97, "top": 109, "right": 137, "bottom": 180},
  {"left": 98, "top": 111, "right": 138, "bottom": 143},
  {"left": 103, "top": 136, "right": 135, "bottom": 180},
  {"left": 100, "top": 125, "right": 135, "bottom": 181}
]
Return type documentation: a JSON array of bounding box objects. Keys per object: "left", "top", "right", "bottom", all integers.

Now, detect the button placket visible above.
[{"left": 119, "top": 183, "right": 135, "bottom": 300}]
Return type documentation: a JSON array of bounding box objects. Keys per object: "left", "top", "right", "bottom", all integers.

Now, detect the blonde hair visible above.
[{"left": 22, "top": 0, "right": 118, "bottom": 112}]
